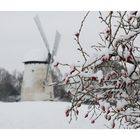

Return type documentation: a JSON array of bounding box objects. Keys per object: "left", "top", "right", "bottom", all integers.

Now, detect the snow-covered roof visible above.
[{"left": 23, "top": 48, "right": 48, "bottom": 63}]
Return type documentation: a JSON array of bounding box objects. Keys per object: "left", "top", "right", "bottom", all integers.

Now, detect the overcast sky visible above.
[{"left": 0, "top": 11, "right": 103, "bottom": 74}]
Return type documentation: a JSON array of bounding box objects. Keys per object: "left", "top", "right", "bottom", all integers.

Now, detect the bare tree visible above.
[
  {"left": 11, "top": 70, "right": 23, "bottom": 95},
  {"left": 55, "top": 11, "right": 140, "bottom": 128},
  {"left": 0, "top": 68, "right": 23, "bottom": 101}
]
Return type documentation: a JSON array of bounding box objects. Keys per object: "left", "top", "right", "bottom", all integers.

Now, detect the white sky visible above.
[{"left": 0, "top": 11, "right": 104, "bottom": 74}]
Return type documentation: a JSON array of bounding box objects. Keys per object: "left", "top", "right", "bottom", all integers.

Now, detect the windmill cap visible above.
[{"left": 23, "top": 48, "right": 49, "bottom": 63}]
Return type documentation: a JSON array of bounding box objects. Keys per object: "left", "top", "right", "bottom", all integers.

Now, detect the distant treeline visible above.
[
  {"left": 0, "top": 68, "right": 23, "bottom": 102},
  {"left": 0, "top": 68, "right": 71, "bottom": 102}
]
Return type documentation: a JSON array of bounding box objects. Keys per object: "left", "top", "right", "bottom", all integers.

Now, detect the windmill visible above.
[
  {"left": 21, "top": 14, "right": 61, "bottom": 101},
  {"left": 34, "top": 15, "right": 61, "bottom": 84}
]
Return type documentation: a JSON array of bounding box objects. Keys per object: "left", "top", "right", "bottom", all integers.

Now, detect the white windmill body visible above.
[{"left": 21, "top": 15, "right": 61, "bottom": 101}]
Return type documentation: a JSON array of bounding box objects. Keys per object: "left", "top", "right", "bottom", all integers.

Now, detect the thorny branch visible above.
[
  {"left": 74, "top": 11, "right": 90, "bottom": 64},
  {"left": 54, "top": 11, "right": 140, "bottom": 129}
]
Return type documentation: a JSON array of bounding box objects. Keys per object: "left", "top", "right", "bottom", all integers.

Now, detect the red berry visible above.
[
  {"left": 84, "top": 113, "right": 88, "bottom": 118},
  {"left": 128, "top": 48, "right": 133, "bottom": 52},
  {"left": 131, "top": 11, "right": 137, "bottom": 15},
  {"left": 91, "top": 120, "right": 95, "bottom": 124},
  {"left": 120, "top": 57, "right": 125, "bottom": 61},
  {"left": 77, "top": 103, "right": 81, "bottom": 107},
  {"left": 117, "top": 83, "right": 121, "bottom": 88},
  {"left": 107, "top": 110, "right": 110, "bottom": 114},
  {"left": 91, "top": 76, "right": 97, "bottom": 81},
  {"left": 75, "top": 33, "right": 79, "bottom": 37},
  {"left": 127, "top": 55, "right": 133, "bottom": 62},
  {"left": 122, "top": 45, "right": 125, "bottom": 49},
  {"left": 65, "top": 109, "right": 69, "bottom": 117},
  {"left": 102, "top": 58, "right": 106, "bottom": 62},
  {"left": 128, "top": 16, "right": 132, "bottom": 21},
  {"left": 111, "top": 121, "right": 115, "bottom": 128},
  {"left": 101, "top": 105, "right": 105, "bottom": 112},
  {"left": 76, "top": 110, "right": 79, "bottom": 115},
  {"left": 107, "top": 75, "right": 111, "bottom": 80}
]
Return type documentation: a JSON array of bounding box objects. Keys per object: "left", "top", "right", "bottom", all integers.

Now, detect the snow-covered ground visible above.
[{"left": 0, "top": 101, "right": 110, "bottom": 129}]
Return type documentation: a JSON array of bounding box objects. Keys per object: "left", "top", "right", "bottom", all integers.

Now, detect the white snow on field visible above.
[{"left": 0, "top": 101, "right": 110, "bottom": 129}]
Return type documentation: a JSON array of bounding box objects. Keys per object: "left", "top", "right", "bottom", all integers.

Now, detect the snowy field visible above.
[{"left": 0, "top": 101, "right": 111, "bottom": 129}]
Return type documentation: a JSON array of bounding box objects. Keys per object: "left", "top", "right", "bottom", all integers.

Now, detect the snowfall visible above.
[{"left": 0, "top": 101, "right": 113, "bottom": 129}]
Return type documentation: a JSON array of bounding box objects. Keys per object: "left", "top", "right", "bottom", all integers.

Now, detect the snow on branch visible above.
[{"left": 56, "top": 11, "right": 140, "bottom": 129}]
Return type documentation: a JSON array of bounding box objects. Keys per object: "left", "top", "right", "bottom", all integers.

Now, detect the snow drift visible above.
[{"left": 0, "top": 101, "right": 109, "bottom": 129}]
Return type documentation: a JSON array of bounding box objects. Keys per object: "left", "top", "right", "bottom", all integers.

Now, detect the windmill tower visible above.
[{"left": 21, "top": 15, "right": 61, "bottom": 101}]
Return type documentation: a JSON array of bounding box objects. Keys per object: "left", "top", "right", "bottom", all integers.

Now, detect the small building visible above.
[{"left": 21, "top": 48, "right": 54, "bottom": 101}]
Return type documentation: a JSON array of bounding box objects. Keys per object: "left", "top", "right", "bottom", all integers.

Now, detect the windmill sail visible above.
[
  {"left": 51, "top": 31, "right": 61, "bottom": 59},
  {"left": 34, "top": 15, "right": 50, "bottom": 54},
  {"left": 34, "top": 15, "right": 61, "bottom": 86},
  {"left": 45, "top": 31, "right": 61, "bottom": 83}
]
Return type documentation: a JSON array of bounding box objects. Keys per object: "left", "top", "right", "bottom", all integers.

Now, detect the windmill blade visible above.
[
  {"left": 34, "top": 15, "right": 50, "bottom": 53},
  {"left": 45, "top": 31, "right": 61, "bottom": 84},
  {"left": 34, "top": 15, "right": 51, "bottom": 84},
  {"left": 51, "top": 30, "right": 61, "bottom": 59}
]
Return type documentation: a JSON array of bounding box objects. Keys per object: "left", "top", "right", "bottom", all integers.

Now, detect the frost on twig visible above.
[{"left": 55, "top": 11, "right": 140, "bottom": 129}]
